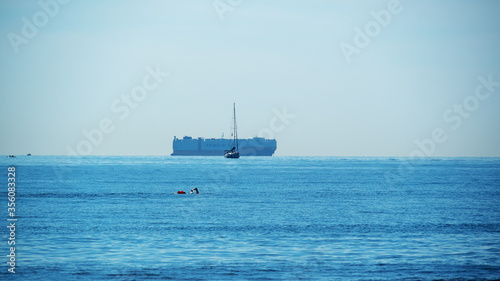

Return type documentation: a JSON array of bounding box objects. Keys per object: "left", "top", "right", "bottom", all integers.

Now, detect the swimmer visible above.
[{"left": 190, "top": 188, "right": 199, "bottom": 194}]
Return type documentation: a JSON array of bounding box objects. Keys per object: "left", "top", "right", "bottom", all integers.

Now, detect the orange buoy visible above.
[{"left": 177, "top": 191, "right": 186, "bottom": 194}]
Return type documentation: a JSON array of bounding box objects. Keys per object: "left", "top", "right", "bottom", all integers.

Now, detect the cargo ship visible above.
[{"left": 171, "top": 136, "right": 277, "bottom": 156}]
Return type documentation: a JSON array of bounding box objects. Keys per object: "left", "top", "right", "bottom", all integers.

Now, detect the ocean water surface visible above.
[{"left": 1, "top": 156, "right": 499, "bottom": 280}]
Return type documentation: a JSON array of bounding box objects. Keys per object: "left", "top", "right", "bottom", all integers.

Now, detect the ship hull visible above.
[{"left": 172, "top": 137, "right": 277, "bottom": 156}]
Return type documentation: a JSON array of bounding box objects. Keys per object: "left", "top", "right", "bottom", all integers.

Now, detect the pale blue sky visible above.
[{"left": 1, "top": 0, "right": 499, "bottom": 156}]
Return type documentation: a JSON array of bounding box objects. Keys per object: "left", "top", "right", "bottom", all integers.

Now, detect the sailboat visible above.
[{"left": 224, "top": 103, "right": 240, "bottom": 159}]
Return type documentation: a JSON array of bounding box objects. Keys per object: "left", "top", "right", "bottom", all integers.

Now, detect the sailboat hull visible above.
[{"left": 224, "top": 151, "right": 240, "bottom": 158}]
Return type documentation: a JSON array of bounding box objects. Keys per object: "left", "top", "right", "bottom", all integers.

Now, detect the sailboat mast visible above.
[{"left": 233, "top": 103, "right": 238, "bottom": 150}]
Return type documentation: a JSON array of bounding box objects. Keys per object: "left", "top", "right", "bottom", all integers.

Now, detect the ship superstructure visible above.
[{"left": 172, "top": 136, "right": 277, "bottom": 156}]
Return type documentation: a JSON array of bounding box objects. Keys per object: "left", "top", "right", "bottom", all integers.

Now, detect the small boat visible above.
[
  {"left": 224, "top": 103, "right": 240, "bottom": 159},
  {"left": 27, "top": 153, "right": 32, "bottom": 156}
]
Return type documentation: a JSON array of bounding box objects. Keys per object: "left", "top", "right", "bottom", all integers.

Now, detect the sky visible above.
[{"left": 1, "top": 0, "right": 499, "bottom": 157}]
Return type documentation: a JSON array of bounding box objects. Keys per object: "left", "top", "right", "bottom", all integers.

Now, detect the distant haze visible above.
[{"left": 1, "top": 0, "right": 499, "bottom": 156}]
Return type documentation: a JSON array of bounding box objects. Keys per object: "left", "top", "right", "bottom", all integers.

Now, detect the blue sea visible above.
[{"left": 1, "top": 156, "right": 500, "bottom": 280}]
